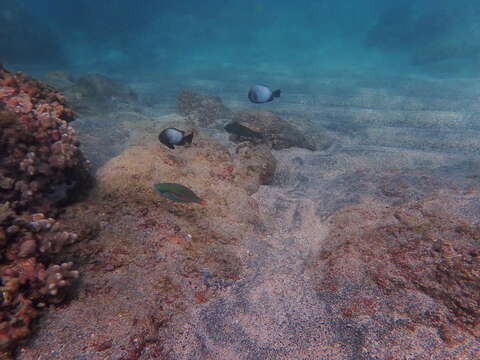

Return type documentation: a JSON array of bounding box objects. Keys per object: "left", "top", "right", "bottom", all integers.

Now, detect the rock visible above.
[
  {"left": 308, "top": 190, "right": 480, "bottom": 358},
  {"left": 93, "top": 127, "right": 270, "bottom": 238},
  {"left": 232, "top": 142, "right": 277, "bottom": 194},
  {"left": 177, "top": 89, "right": 232, "bottom": 127},
  {"left": 40, "top": 71, "right": 75, "bottom": 91},
  {"left": 15, "top": 124, "right": 275, "bottom": 359},
  {"left": 73, "top": 73, "right": 139, "bottom": 113},
  {"left": 231, "top": 110, "right": 316, "bottom": 151},
  {"left": 40, "top": 71, "right": 140, "bottom": 115}
]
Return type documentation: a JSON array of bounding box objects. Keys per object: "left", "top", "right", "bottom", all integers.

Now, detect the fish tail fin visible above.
[
  {"left": 181, "top": 133, "right": 194, "bottom": 145},
  {"left": 272, "top": 89, "right": 281, "bottom": 98},
  {"left": 198, "top": 198, "right": 207, "bottom": 206}
]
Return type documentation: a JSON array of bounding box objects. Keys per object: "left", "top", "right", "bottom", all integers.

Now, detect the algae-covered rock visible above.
[
  {"left": 94, "top": 126, "right": 272, "bottom": 240},
  {"left": 177, "top": 89, "right": 232, "bottom": 127},
  {"left": 41, "top": 70, "right": 76, "bottom": 91},
  {"left": 308, "top": 190, "right": 480, "bottom": 358},
  {"left": 231, "top": 110, "right": 316, "bottom": 151}
]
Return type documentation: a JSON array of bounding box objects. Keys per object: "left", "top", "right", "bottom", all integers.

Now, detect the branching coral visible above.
[
  {"left": 0, "top": 64, "right": 90, "bottom": 215},
  {"left": 0, "top": 65, "right": 91, "bottom": 357},
  {"left": 0, "top": 205, "right": 82, "bottom": 354}
]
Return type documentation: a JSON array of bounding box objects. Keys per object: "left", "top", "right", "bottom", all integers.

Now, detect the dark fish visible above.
[
  {"left": 224, "top": 122, "right": 264, "bottom": 139},
  {"left": 248, "top": 84, "right": 281, "bottom": 103},
  {"left": 153, "top": 183, "right": 205, "bottom": 204},
  {"left": 158, "top": 128, "right": 193, "bottom": 149}
]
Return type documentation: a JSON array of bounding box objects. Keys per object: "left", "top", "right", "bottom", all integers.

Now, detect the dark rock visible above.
[
  {"left": 231, "top": 110, "right": 316, "bottom": 151},
  {"left": 73, "top": 73, "right": 138, "bottom": 114},
  {"left": 40, "top": 70, "right": 75, "bottom": 91},
  {"left": 41, "top": 71, "right": 140, "bottom": 115},
  {"left": 177, "top": 89, "right": 232, "bottom": 127}
]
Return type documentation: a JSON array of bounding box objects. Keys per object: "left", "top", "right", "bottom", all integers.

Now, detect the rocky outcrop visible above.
[
  {"left": 15, "top": 123, "right": 276, "bottom": 358},
  {"left": 308, "top": 190, "right": 480, "bottom": 358},
  {"left": 42, "top": 71, "right": 139, "bottom": 115},
  {"left": 177, "top": 89, "right": 232, "bottom": 127},
  {"left": 230, "top": 110, "right": 316, "bottom": 151}
]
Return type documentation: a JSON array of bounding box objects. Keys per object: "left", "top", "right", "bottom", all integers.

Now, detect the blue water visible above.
[{"left": 2, "top": 0, "right": 480, "bottom": 80}]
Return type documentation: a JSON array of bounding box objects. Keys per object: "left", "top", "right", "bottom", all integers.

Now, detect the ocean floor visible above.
[{"left": 16, "top": 73, "right": 480, "bottom": 359}]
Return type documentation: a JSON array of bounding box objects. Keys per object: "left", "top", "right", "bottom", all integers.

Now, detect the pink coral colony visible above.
[{"left": 0, "top": 65, "right": 90, "bottom": 357}]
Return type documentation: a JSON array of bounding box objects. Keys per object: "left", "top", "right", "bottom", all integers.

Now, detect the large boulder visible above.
[
  {"left": 72, "top": 73, "right": 139, "bottom": 114},
  {"left": 42, "top": 71, "right": 139, "bottom": 115},
  {"left": 177, "top": 89, "right": 232, "bottom": 127}
]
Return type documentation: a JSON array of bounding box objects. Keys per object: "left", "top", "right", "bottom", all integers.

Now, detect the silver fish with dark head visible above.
[
  {"left": 248, "top": 84, "right": 281, "bottom": 104},
  {"left": 158, "top": 128, "right": 193, "bottom": 149}
]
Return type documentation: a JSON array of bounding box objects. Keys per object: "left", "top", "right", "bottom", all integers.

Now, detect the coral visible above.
[
  {"left": 0, "top": 66, "right": 91, "bottom": 357},
  {"left": 0, "top": 208, "right": 81, "bottom": 354},
  {"left": 40, "top": 71, "right": 140, "bottom": 116},
  {"left": 0, "top": 64, "right": 90, "bottom": 215},
  {"left": 39, "top": 262, "right": 79, "bottom": 302},
  {"left": 176, "top": 89, "right": 326, "bottom": 150},
  {"left": 94, "top": 129, "right": 266, "bottom": 239}
]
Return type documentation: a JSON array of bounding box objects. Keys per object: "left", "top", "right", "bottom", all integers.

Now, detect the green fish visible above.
[{"left": 153, "top": 183, "right": 205, "bottom": 204}]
